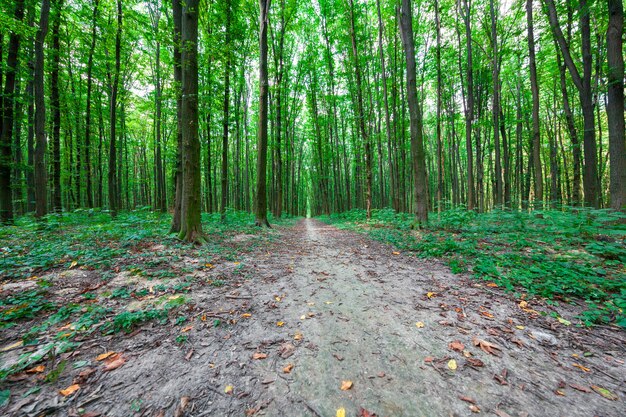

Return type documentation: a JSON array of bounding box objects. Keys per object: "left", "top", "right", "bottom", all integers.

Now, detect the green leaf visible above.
[{"left": 0, "top": 389, "right": 10, "bottom": 407}]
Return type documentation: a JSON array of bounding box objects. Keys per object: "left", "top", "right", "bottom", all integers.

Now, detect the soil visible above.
[{"left": 1, "top": 219, "right": 624, "bottom": 417}]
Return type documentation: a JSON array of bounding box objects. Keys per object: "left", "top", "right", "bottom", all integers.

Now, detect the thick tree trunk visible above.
[
  {"left": 51, "top": 0, "right": 62, "bottom": 212},
  {"left": 0, "top": 0, "right": 25, "bottom": 223},
  {"left": 84, "top": 0, "right": 98, "bottom": 209},
  {"left": 255, "top": 0, "right": 271, "bottom": 227},
  {"left": 34, "top": 0, "right": 51, "bottom": 218},
  {"left": 399, "top": 0, "right": 428, "bottom": 225},
  {"left": 607, "top": 0, "right": 625, "bottom": 210},
  {"left": 527, "top": 0, "right": 543, "bottom": 205}
]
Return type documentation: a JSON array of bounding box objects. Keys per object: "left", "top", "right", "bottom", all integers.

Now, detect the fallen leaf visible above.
[
  {"left": 392, "top": 251, "right": 400, "bottom": 255},
  {"left": 494, "top": 410, "right": 513, "bottom": 417},
  {"left": 225, "top": 385, "right": 233, "bottom": 394},
  {"left": 241, "top": 313, "right": 252, "bottom": 318},
  {"left": 69, "top": 260, "right": 78, "bottom": 269},
  {"left": 447, "top": 359, "right": 457, "bottom": 371},
  {"left": 472, "top": 337, "right": 501, "bottom": 356},
  {"left": 572, "top": 363, "right": 590, "bottom": 373},
  {"left": 466, "top": 358, "right": 484, "bottom": 367},
  {"left": 518, "top": 300, "right": 528, "bottom": 309},
  {"left": 340, "top": 380, "right": 353, "bottom": 391},
  {"left": 59, "top": 384, "right": 80, "bottom": 397},
  {"left": 300, "top": 315, "right": 306, "bottom": 320},
  {"left": 415, "top": 322, "right": 425, "bottom": 328},
  {"left": 279, "top": 343, "right": 295, "bottom": 359},
  {"left": 515, "top": 325, "right": 525, "bottom": 330},
  {"left": 591, "top": 385, "right": 618, "bottom": 401},
  {"left": 96, "top": 351, "right": 116, "bottom": 361},
  {"left": 26, "top": 365, "right": 45, "bottom": 374},
  {"left": 277, "top": 321, "right": 285, "bottom": 327},
  {"left": 103, "top": 355, "right": 126, "bottom": 371},
  {"left": 424, "top": 356, "right": 435, "bottom": 363},
  {"left": 252, "top": 352, "right": 268, "bottom": 360},
  {"left": 569, "top": 384, "right": 591, "bottom": 393},
  {"left": 283, "top": 363, "right": 294, "bottom": 373},
  {"left": 449, "top": 341, "right": 465, "bottom": 352},
  {"left": 426, "top": 292, "right": 437, "bottom": 299},
  {"left": 275, "top": 296, "right": 281, "bottom": 302},
  {"left": 557, "top": 317, "right": 571, "bottom": 326},
  {"left": 480, "top": 311, "right": 494, "bottom": 318},
  {"left": 181, "top": 325, "right": 193, "bottom": 332},
  {"left": 493, "top": 369, "right": 508, "bottom": 385},
  {"left": 336, "top": 408, "right": 346, "bottom": 417},
  {"left": 294, "top": 332, "right": 303, "bottom": 341},
  {"left": 1, "top": 340, "right": 23, "bottom": 352},
  {"left": 359, "top": 408, "right": 378, "bottom": 417},
  {"left": 469, "top": 405, "right": 481, "bottom": 413},
  {"left": 174, "top": 396, "right": 190, "bottom": 417},
  {"left": 325, "top": 301, "right": 334, "bottom": 304},
  {"left": 486, "top": 282, "right": 498, "bottom": 287},
  {"left": 459, "top": 396, "right": 476, "bottom": 404}
]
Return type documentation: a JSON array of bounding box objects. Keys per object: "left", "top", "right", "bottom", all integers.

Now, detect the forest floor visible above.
[{"left": 0, "top": 214, "right": 625, "bottom": 417}]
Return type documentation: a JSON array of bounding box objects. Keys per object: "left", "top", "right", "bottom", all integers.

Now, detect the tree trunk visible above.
[
  {"left": 0, "top": 0, "right": 25, "bottom": 223},
  {"left": 527, "top": 0, "right": 543, "bottom": 205},
  {"left": 435, "top": 0, "right": 443, "bottom": 212},
  {"left": 489, "top": 0, "right": 503, "bottom": 207},
  {"left": 50, "top": 0, "right": 62, "bottom": 212},
  {"left": 255, "top": 0, "right": 271, "bottom": 227},
  {"left": 607, "top": 0, "right": 625, "bottom": 210},
  {"left": 84, "top": 1, "right": 98, "bottom": 209},
  {"left": 34, "top": 0, "right": 51, "bottom": 218},
  {"left": 221, "top": 2, "right": 232, "bottom": 221},
  {"left": 398, "top": 0, "right": 428, "bottom": 225},
  {"left": 108, "top": 0, "right": 122, "bottom": 216},
  {"left": 461, "top": 0, "right": 475, "bottom": 211},
  {"left": 170, "top": 0, "right": 183, "bottom": 232}
]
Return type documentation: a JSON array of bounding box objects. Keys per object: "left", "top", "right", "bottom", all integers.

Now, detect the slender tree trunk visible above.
[
  {"left": 255, "top": 0, "right": 271, "bottom": 227},
  {"left": 34, "top": 0, "right": 51, "bottom": 218},
  {"left": 607, "top": 0, "right": 625, "bottom": 210},
  {"left": 399, "top": 0, "right": 428, "bottom": 225},
  {"left": 84, "top": 0, "right": 97, "bottom": 209},
  {"left": 170, "top": 0, "right": 183, "bottom": 232},
  {"left": 108, "top": 0, "right": 122, "bottom": 216},
  {"left": 221, "top": 2, "right": 232, "bottom": 221},
  {"left": 527, "top": 0, "right": 543, "bottom": 205},
  {"left": 461, "top": 0, "right": 475, "bottom": 211},
  {"left": 51, "top": 0, "right": 62, "bottom": 212},
  {"left": 435, "top": 0, "right": 443, "bottom": 212},
  {"left": 0, "top": 0, "right": 25, "bottom": 222},
  {"left": 489, "top": 0, "right": 503, "bottom": 207}
]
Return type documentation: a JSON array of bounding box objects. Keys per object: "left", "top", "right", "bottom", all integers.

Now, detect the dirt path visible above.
[{"left": 3, "top": 219, "right": 625, "bottom": 416}]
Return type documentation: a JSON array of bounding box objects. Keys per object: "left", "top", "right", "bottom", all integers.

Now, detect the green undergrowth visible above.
[
  {"left": 320, "top": 207, "right": 626, "bottom": 327},
  {"left": 0, "top": 208, "right": 295, "bottom": 381}
]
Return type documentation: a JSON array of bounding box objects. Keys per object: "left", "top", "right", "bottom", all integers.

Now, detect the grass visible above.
[{"left": 320, "top": 207, "right": 626, "bottom": 327}]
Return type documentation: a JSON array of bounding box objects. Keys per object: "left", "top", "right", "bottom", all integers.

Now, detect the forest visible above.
[{"left": 0, "top": 0, "right": 625, "bottom": 416}]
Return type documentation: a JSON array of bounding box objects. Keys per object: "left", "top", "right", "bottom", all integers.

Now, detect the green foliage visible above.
[{"left": 323, "top": 207, "right": 626, "bottom": 327}]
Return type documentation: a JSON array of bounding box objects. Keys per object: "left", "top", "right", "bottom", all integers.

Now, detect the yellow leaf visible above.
[
  {"left": 283, "top": 363, "right": 294, "bottom": 373},
  {"left": 96, "top": 351, "right": 116, "bottom": 361},
  {"left": 276, "top": 321, "right": 285, "bottom": 327},
  {"left": 557, "top": 317, "right": 571, "bottom": 326},
  {"left": 294, "top": 332, "right": 303, "bottom": 341},
  {"left": 515, "top": 325, "right": 525, "bottom": 330},
  {"left": 340, "top": 380, "right": 353, "bottom": 391},
  {"left": 325, "top": 301, "right": 333, "bottom": 304},
  {"left": 415, "top": 322, "right": 425, "bottom": 328},
  {"left": 241, "top": 313, "right": 252, "bottom": 318},
  {"left": 69, "top": 260, "right": 78, "bottom": 269},
  {"left": 486, "top": 282, "right": 498, "bottom": 287},
  {"left": 518, "top": 300, "right": 528, "bottom": 309},
  {"left": 392, "top": 251, "right": 400, "bottom": 255},
  {"left": 591, "top": 385, "right": 618, "bottom": 401},
  {"left": 201, "top": 315, "right": 207, "bottom": 321},
  {"left": 572, "top": 363, "right": 590, "bottom": 372},
  {"left": 225, "top": 385, "right": 233, "bottom": 394},
  {"left": 1, "top": 340, "right": 23, "bottom": 352},
  {"left": 426, "top": 292, "right": 436, "bottom": 299},
  {"left": 26, "top": 365, "right": 45, "bottom": 374},
  {"left": 447, "top": 359, "right": 457, "bottom": 371},
  {"left": 59, "top": 384, "right": 80, "bottom": 397},
  {"left": 204, "top": 263, "right": 214, "bottom": 268},
  {"left": 300, "top": 315, "right": 306, "bottom": 320},
  {"left": 275, "top": 296, "right": 281, "bottom": 302},
  {"left": 307, "top": 302, "right": 315, "bottom": 306},
  {"left": 234, "top": 262, "right": 240, "bottom": 266},
  {"left": 181, "top": 325, "right": 193, "bottom": 333},
  {"left": 336, "top": 408, "right": 346, "bottom": 417}
]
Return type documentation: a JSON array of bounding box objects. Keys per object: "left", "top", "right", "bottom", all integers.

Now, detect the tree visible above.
[
  {"left": 398, "top": 0, "right": 428, "bottom": 225},
  {"left": 50, "top": 0, "right": 62, "bottom": 212},
  {"left": 526, "top": 0, "right": 542, "bottom": 204},
  {"left": 221, "top": 0, "right": 233, "bottom": 221},
  {"left": 170, "top": 0, "right": 183, "bottom": 232},
  {"left": 109, "top": 0, "right": 122, "bottom": 217},
  {"left": 255, "top": 0, "right": 271, "bottom": 227},
  {"left": 84, "top": 0, "right": 100, "bottom": 209},
  {"left": 0, "top": 0, "right": 25, "bottom": 223},
  {"left": 607, "top": 0, "right": 625, "bottom": 210},
  {"left": 178, "top": 0, "right": 204, "bottom": 242}
]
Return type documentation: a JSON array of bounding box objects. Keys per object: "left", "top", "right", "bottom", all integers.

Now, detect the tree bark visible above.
[
  {"left": 461, "top": 0, "right": 475, "bottom": 211},
  {"left": 527, "top": 0, "right": 543, "bottom": 205},
  {"left": 108, "top": 0, "right": 122, "bottom": 217},
  {"left": 255, "top": 0, "right": 271, "bottom": 227},
  {"left": 607, "top": 0, "right": 625, "bottom": 210},
  {"left": 398, "top": 0, "right": 428, "bottom": 225},
  {"left": 50, "top": 0, "right": 62, "bottom": 212},
  {"left": 84, "top": 0, "right": 98, "bottom": 209},
  {"left": 0, "top": 0, "right": 25, "bottom": 222},
  {"left": 170, "top": 0, "right": 183, "bottom": 232},
  {"left": 221, "top": 1, "right": 232, "bottom": 221}
]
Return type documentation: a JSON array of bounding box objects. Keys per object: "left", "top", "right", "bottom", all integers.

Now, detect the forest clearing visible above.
[{"left": 1, "top": 0, "right": 625, "bottom": 415}]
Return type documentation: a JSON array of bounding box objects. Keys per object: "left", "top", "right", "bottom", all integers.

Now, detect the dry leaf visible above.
[
  {"left": 424, "top": 356, "right": 435, "bottom": 363},
  {"left": 515, "top": 325, "right": 524, "bottom": 330},
  {"left": 480, "top": 311, "right": 494, "bottom": 318},
  {"left": 557, "top": 317, "right": 571, "bottom": 326},
  {"left": 294, "top": 332, "right": 303, "bottom": 341},
  {"left": 494, "top": 410, "right": 512, "bottom": 417},
  {"left": 447, "top": 359, "right": 457, "bottom": 371},
  {"left": 300, "top": 315, "right": 306, "bottom": 320},
  {"left": 466, "top": 358, "right": 484, "bottom": 367},
  {"left": 472, "top": 337, "right": 501, "bottom": 356},
  {"left": 276, "top": 321, "right": 285, "bottom": 327},
  {"left": 415, "top": 322, "right": 425, "bottom": 328},
  {"left": 96, "top": 351, "right": 116, "bottom": 361},
  {"left": 181, "top": 325, "right": 193, "bottom": 333},
  {"left": 569, "top": 384, "right": 591, "bottom": 393},
  {"left": 486, "top": 282, "right": 498, "bottom": 287},
  {"left": 225, "top": 385, "right": 233, "bottom": 394},
  {"left": 59, "top": 384, "right": 80, "bottom": 397},
  {"left": 572, "top": 363, "right": 590, "bottom": 372},
  {"left": 241, "top": 313, "right": 252, "bottom": 318},
  {"left": 26, "top": 365, "right": 45, "bottom": 374},
  {"left": 459, "top": 396, "right": 476, "bottom": 404},
  {"left": 340, "top": 380, "right": 353, "bottom": 391},
  {"left": 252, "top": 352, "right": 268, "bottom": 360},
  {"left": 469, "top": 405, "right": 481, "bottom": 413},
  {"left": 591, "top": 385, "right": 618, "bottom": 401},
  {"left": 449, "top": 341, "right": 465, "bottom": 352},
  {"left": 174, "top": 396, "right": 191, "bottom": 417},
  {"left": 103, "top": 355, "right": 126, "bottom": 371},
  {"left": 392, "top": 251, "right": 400, "bottom": 255},
  {"left": 336, "top": 408, "right": 346, "bottom": 417},
  {"left": 1, "top": 340, "right": 23, "bottom": 352},
  {"left": 359, "top": 408, "right": 378, "bottom": 417},
  {"left": 426, "top": 292, "right": 437, "bottom": 299},
  {"left": 283, "top": 363, "right": 294, "bottom": 373},
  {"left": 279, "top": 343, "right": 295, "bottom": 359}
]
